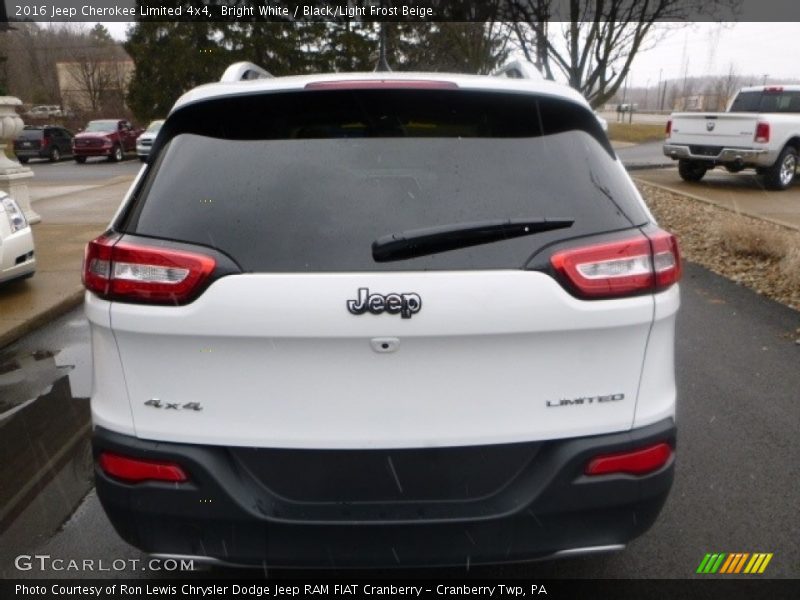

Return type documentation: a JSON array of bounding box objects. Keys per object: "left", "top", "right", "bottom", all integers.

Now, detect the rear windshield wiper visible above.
[{"left": 372, "top": 218, "right": 574, "bottom": 262}]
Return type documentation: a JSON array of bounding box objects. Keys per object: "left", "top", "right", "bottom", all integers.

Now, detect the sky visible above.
[{"left": 99, "top": 21, "right": 800, "bottom": 88}]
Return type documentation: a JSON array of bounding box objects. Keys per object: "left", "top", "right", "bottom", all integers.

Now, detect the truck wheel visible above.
[
  {"left": 109, "top": 146, "right": 124, "bottom": 162},
  {"left": 678, "top": 160, "right": 707, "bottom": 182},
  {"left": 74, "top": 156, "right": 86, "bottom": 164},
  {"left": 763, "top": 146, "right": 797, "bottom": 190},
  {"left": 49, "top": 147, "right": 61, "bottom": 162},
  {"left": 18, "top": 157, "right": 29, "bottom": 164}
]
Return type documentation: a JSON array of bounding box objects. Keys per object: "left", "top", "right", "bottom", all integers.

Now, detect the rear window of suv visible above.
[
  {"left": 119, "top": 89, "right": 648, "bottom": 272},
  {"left": 18, "top": 129, "right": 45, "bottom": 140}
]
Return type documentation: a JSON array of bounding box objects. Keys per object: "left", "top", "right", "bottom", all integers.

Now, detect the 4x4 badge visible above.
[{"left": 347, "top": 287, "right": 422, "bottom": 319}]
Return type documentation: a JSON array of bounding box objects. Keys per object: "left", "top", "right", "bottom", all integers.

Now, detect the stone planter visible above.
[
  {"left": 0, "top": 97, "right": 25, "bottom": 169},
  {"left": 0, "top": 96, "right": 40, "bottom": 223}
]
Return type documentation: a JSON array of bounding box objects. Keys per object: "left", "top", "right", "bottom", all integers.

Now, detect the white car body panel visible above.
[{"left": 96, "top": 271, "right": 672, "bottom": 449}]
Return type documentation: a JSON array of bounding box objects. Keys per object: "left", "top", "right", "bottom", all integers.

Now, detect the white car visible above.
[
  {"left": 84, "top": 62, "right": 681, "bottom": 567},
  {"left": 136, "top": 119, "right": 164, "bottom": 162},
  {"left": 0, "top": 192, "right": 35, "bottom": 283},
  {"left": 25, "top": 105, "right": 62, "bottom": 119}
]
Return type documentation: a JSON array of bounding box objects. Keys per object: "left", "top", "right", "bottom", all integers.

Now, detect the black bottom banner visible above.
[{"left": 3, "top": 579, "right": 799, "bottom": 600}]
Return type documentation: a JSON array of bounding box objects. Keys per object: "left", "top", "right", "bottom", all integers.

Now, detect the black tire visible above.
[
  {"left": 75, "top": 156, "right": 86, "bottom": 164},
  {"left": 763, "top": 146, "right": 797, "bottom": 191},
  {"left": 139, "top": 156, "right": 147, "bottom": 163},
  {"left": 109, "top": 145, "right": 124, "bottom": 162},
  {"left": 678, "top": 159, "right": 707, "bottom": 182},
  {"left": 18, "top": 157, "right": 29, "bottom": 164},
  {"left": 49, "top": 147, "right": 61, "bottom": 162}
]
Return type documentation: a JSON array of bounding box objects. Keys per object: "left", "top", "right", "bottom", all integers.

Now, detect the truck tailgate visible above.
[{"left": 670, "top": 113, "right": 758, "bottom": 147}]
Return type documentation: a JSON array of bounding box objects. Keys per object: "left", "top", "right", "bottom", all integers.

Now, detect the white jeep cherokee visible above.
[{"left": 84, "top": 63, "right": 681, "bottom": 568}]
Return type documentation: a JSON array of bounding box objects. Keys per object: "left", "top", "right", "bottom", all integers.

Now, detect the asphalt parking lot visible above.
[{"left": 25, "top": 155, "right": 141, "bottom": 183}]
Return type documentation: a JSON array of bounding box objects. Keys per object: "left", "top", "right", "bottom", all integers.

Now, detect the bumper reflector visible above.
[
  {"left": 585, "top": 442, "right": 672, "bottom": 476},
  {"left": 99, "top": 452, "right": 189, "bottom": 483}
]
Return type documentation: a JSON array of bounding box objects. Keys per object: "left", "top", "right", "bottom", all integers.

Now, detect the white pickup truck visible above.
[{"left": 664, "top": 85, "right": 800, "bottom": 190}]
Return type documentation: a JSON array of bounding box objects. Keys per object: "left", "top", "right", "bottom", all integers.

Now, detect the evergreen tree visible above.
[
  {"left": 124, "top": 3, "right": 507, "bottom": 121},
  {"left": 125, "top": 22, "right": 232, "bottom": 121}
]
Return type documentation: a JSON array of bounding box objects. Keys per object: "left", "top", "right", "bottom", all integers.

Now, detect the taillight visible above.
[
  {"left": 650, "top": 230, "right": 682, "bottom": 289},
  {"left": 41, "top": 136, "right": 50, "bottom": 148},
  {"left": 550, "top": 229, "right": 681, "bottom": 299},
  {"left": 585, "top": 442, "right": 672, "bottom": 476},
  {"left": 99, "top": 452, "right": 188, "bottom": 483},
  {"left": 83, "top": 235, "right": 216, "bottom": 304},
  {"left": 305, "top": 80, "right": 459, "bottom": 90},
  {"left": 665, "top": 119, "right": 672, "bottom": 138},
  {"left": 754, "top": 122, "right": 770, "bottom": 144}
]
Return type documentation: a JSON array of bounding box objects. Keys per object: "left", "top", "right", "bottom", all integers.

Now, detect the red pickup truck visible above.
[{"left": 72, "top": 119, "right": 143, "bottom": 163}]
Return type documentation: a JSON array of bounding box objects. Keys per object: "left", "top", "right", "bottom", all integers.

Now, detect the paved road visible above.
[
  {"left": 634, "top": 167, "right": 800, "bottom": 230},
  {"left": 599, "top": 111, "right": 670, "bottom": 126},
  {"left": 1, "top": 264, "right": 797, "bottom": 580},
  {"left": 615, "top": 140, "right": 673, "bottom": 170},
  {"left": 27, "top": 157, "right": 141, "bottom": 184}
]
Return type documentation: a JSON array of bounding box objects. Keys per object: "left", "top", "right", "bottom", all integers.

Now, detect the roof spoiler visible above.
[
  {"left": 220, "top": 62, "right": 273, "bottom": 83},
  {"left": 492, "top": 61, "right": 542, "bottom": 81}
]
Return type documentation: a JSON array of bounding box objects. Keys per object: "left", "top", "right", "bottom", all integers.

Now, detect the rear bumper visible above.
[
  {"left": 13, "top": 148, "right": 47, "bottom": 159},
  {"left": 73, "top": 147, "right": 113, "bottom": 157},
  {"left": 93, "top": 418, "right": 675, "bottom": 568},
  {"left": 663, "top": 143, "right": 774, "bottom": 166}
]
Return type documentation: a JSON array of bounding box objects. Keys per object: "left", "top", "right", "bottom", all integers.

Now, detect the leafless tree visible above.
[
  {"left": 62, "top": 25, "right": 130, "bottom": 115},
  {"left": 507, "top": 0, "right": 740, "bottom": 108},
  {"left": 712, "top": 64, "right": 741, "bottom": 110}
]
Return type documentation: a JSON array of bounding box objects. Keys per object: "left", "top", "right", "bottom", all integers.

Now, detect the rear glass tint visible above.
[
  {"left": 730, "top": 90, "right": 800, "bottom": 113},
  {"left": 120, "top": 90, "right": 647, "bottom": 272},
  {"left": 18, "top": 129, "right": 44, "bottom": 140}
]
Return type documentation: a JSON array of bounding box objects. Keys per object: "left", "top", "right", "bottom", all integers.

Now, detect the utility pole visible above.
[
  {"left": 657, "top": 68, "right": 663, "bottom": 111},
  {"left": 623, "top": 74, "right": 633, "bottom": 123},
  {"left": 622, "top": 74, "right": 628, "bottom": 104}
]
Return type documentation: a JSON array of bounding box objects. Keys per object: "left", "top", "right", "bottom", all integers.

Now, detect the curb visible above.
[
  {"left": 0, "top": 288, "right": 84, "bottom": 350},
  {"left": 632, "top": 177, "right": 800, "bottom": 233},
  {"left": 625, "top": 163, "right": 675, "bottom": 171}
]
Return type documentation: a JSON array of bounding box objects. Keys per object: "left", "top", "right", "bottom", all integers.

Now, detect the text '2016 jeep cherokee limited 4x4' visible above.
[{"left": 84, "top": 62, "right": 681, "bottom": 568}]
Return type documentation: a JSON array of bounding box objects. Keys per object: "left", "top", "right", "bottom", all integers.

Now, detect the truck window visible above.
[{"left": 730, "top": 90, "right": 800, "bottom": 113}]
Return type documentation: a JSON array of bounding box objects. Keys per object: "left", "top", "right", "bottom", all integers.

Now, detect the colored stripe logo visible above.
[{"left": 696, "top": 552, "right": 773, "bottom": 574}]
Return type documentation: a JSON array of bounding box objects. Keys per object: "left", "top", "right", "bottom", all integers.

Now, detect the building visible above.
[{"left": 56, "top": 57, "right": 134, "bottom": 116}]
